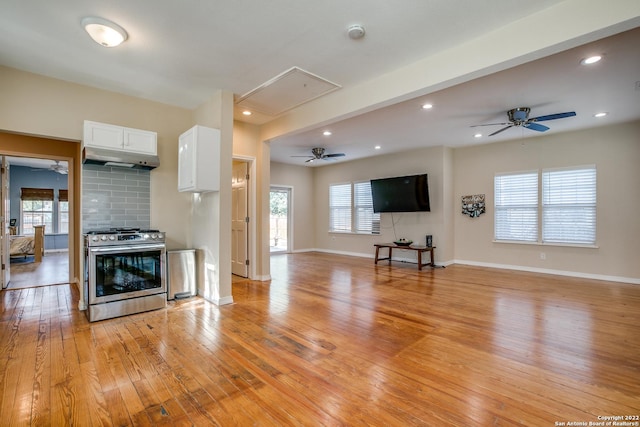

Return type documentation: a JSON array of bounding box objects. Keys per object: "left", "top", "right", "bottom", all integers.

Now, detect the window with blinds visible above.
[
  {"left": 354, "top": 181, "right": 380, "bottom": 234},
  {"left": 494, "top": 166, "right": 597, "bottom": 245},
  {"left": 542, "top": 166, "right": 596, "bottom": 244},
  {"left": 329, "top": 183, "right": 352, "bottom": 232},
  {"left": 21, "top": 187, "right": 54, "bottom": 235},
  {"left": 329, "top": 181, "right": 380, "bottom": 234},
  {"left": 494, "top": 172, "right": 538, "bottom": 242}
]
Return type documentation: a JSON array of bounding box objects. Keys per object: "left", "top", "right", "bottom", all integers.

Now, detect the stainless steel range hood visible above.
[{"left": 83, "top": 147, "right": 160, "bottom": 170}]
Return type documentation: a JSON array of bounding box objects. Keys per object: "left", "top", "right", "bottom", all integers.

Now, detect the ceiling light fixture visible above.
[
  {"left": 422, "top": 103, "right": 433, "bottom": 110},
  {"left": 82, "top": 17, "right": 128, "bottom": 47},
  {"left": 323, "top": 130, "right": 332, "bottom": 136},
  {"left": 474, "top": 133, "right": 482, "bottom": 138},
  {"left": 594, "top": 112, "right": 608, "bottom": 118},
  {"left": 242, "top": 110, "right": 252, "bottom": 116},
  {"left": 374, "top": 145, "right": 381, "bottom": 150},
  {"left": 580, "top": 55, "right": 602, "bottom": 65}
]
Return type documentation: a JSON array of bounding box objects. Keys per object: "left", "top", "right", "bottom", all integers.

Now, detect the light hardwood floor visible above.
[
  {"left": 8, "top": 251, "right": 70, "bottom": 289},
  {"left": 1, "top": 252, "right": 639, "bottom": 426}
]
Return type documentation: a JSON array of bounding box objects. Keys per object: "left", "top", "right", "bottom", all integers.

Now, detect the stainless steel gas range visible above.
[{"left": 84, "top": 228, "right": 167, "bottom": 322}]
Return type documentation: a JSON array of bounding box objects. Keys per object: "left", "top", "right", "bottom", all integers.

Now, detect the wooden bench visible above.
[{"left": 374, "top": 243, "right": 436, "bottom": 270}]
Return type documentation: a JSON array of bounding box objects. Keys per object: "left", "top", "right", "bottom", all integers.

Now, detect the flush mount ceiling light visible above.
[
  {"left": 421, "top": 103, "right": 433, "bottom": 110},
  {"left": 82, "top": 17, "right": 128, "bottom": 47},
  {"left": 323, "top": 130, "right": 332, "bottom": 136}
]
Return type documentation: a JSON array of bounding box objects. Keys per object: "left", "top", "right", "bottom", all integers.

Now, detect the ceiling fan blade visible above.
[
  {"left": 489, "top": 125, "right": 513, "bottom": 136},
  {"left": 324, "top": 153, "right": 345, "bottom": 158},
  {"left": 531, "top": 111, "right": 576, "bottom": 122},
  {"left": 470, "top": 122, "right": 510, "bottom": 128},
  {"left": 291, "top": 155, "right": 313, "bottom": 157},
  {"left": 305, "top": 158, "right": 315, "bottom": 163},
  {"left": 524, "top": 122, "right": 549, "bottom": 132}
]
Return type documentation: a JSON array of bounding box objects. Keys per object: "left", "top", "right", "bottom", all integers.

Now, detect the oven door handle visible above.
[{"left": 89, "top": 244, "right": 166, "bottom": 254}]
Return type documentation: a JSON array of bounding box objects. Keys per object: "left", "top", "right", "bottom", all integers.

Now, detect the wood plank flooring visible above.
[
  {"left": 8, "top": 252, "right": 70, "bottom": 289},
  {"left": 1, "top": 252, "right": 639, "bottom": 426}
]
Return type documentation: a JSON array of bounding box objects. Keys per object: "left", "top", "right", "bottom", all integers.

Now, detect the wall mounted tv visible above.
[{"left": 370, "top": 174, "right": 430, "bottom": 213}]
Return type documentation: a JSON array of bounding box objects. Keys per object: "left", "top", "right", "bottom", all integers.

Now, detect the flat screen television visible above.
[{"left": 370, "top": 174, "right": 430, "bottom": 213}]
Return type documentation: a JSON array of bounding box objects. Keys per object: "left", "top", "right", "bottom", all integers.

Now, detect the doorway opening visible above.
[
  {"left": 2, "top": 155, "right": 71, "bottom": 289},
  {"left": 270, "top": 186, "right": 291, "bottom": 253}
]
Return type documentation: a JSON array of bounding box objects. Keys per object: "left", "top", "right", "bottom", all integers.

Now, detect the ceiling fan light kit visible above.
[
  {"left": 471, "top": 107, "right": 576, "bottom": 137},
  {"left": 291, "top": 147, "right": 346, "bottom": 163}
]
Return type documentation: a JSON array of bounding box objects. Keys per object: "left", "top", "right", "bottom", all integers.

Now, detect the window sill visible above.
[
  {"left": 493, "top": 240, "right": 599, "bottom": 249},
  {"left": 328, "top": 231, "right": 380, "bottom": 236}
]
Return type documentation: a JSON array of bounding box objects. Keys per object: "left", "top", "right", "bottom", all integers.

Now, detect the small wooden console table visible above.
[{"left": 374, "top": 243, "right": 436, "bottom": 270}]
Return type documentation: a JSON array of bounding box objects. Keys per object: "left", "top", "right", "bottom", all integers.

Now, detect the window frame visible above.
[
  {"left": 493, "top": 165, "right": 597, "bottom": 247},
  {"left": 20, "top": 199, "right": 54, "bottom": 235},
  {"left": 329, "top": 181, "right": 380, "bottom": 235}
]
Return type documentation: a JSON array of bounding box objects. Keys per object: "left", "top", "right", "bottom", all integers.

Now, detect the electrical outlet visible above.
[{"left": 539, "top": 252, "right": 546, "bottom": 260}]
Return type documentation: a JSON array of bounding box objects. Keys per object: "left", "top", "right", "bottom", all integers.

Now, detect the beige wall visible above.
[
  {"left": 233, "top": 121, "right": 271, "bottom": 280},
  {"left": 311, "top": 146, "right": 449, "bottom": 260},
  {"left": 453, "top": 120, "right": 640, "bottom": 282},
  {"left": 270, "top": 162, "right": 315, "bottom": 252}
]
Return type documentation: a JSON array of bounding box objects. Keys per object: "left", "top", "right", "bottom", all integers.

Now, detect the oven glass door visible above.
[{"left": 88, "top": 244, "right": 166, "bottom": 304}]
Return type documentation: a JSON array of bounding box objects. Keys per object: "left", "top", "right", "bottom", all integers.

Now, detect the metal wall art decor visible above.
[{"left": 462, "top": 194, "right": 485, "bottom": 218}]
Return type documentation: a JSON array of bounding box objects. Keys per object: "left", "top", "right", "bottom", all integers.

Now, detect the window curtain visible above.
[{"left": 58, "top": 189, "right": 68, "bottom": 202}]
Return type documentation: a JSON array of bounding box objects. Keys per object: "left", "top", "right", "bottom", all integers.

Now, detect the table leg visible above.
[
  {"left": 388, "top": 247, "right": 392, "bottom": 265},
  {"left": 430, "top": 248, "right": 434, "bottom": 267},
  {"left": 374, "top": 246, "right": 380, "bottom": 264},
  {"left": 418, "top": 250, "right": 423, "bottom": 270}
]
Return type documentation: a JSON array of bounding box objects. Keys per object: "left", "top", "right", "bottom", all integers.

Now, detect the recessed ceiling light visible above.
[
  {"left": 594, "top": 112, "right": 608, "bottom": 118},
  {"left": 323, "top": 130, "right": 332, "bottom": 136},
  {"left": 374, "top": 145, "right": 381, "bottom": 150},
  {"left": 242, "top": 110, "right": 252, "bottom": 116},
  {"left": 82, "top": 17, "right": 128, "bottom": 47},
  {"left": 580, "top": 55, "right": 602, "bottom": 65},
  {"left": 474, "top": 133, "right": 482, "bottom": 138},
  {"left": 421, "top": 103, "right": 433, "bottom": 110}
]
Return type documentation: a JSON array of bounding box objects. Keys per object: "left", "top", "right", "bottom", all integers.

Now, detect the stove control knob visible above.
[
  {"left": 92, "top": 236, "right": 99, "bottom": 242},
  {"left": 143, "top": 233, "right": 150, "bottom": 240},
  {"left": 151, "top": 233, "right": 158, "bottom": 239},
  {"left": 109, "top": 235, "right": 116, "bottom": 241},
  {"left": 100, "top": 235, "right": 108, "bottom": 241}
]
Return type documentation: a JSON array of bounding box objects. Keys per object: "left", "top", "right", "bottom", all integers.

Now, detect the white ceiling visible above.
[{"left": 1, "top": 1, "right": 639, "bottom": 167}]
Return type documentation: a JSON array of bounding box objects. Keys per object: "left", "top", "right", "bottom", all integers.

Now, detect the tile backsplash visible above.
[{"left": 82, "top": 164, "right": 150, "bottom": 232}]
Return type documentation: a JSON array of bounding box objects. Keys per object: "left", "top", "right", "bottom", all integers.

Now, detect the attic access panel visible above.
[{"left": 235, "top": 67, "right": 341, "bottom": 116}]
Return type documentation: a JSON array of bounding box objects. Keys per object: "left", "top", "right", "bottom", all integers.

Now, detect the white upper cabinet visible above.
[
  {"left": 83, "top": 120, "right": 157, "bottom": 155},
  {"left": 178, "top": 125, "right": 220, "bottom": 193}
]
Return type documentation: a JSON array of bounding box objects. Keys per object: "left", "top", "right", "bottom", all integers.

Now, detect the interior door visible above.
[
  {"left": 231, "top": 161, "right": 248, "bottom": 277},
  {"left": 1, "top": 157, "right": 10, "bottom": 288}
]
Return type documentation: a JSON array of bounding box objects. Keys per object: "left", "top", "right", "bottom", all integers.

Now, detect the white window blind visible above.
[
  {"left": 542, "top": 166, "right": 596, "bottom": 244},
  {"left": 329, "top": 183, "right": 352, "bottom": 232},
  {"left": 494, "top": 172, "right": 538, "bottom": 242},
  {"left": 354, "top": 181, "right": 380, "bottom": 234}
]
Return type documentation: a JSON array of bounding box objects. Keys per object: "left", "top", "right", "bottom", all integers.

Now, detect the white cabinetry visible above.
[
  {"left": 83, "top": 120, "right": 157, "bottom": 155},
  {"left": 178, "top": 125, "right": 220, "bottom": 192}
]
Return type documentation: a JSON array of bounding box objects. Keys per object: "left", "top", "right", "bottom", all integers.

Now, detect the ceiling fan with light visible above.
[
  {"left": 32, "top": 160, "right": 68, "bottom": 174},
  {"left": 291, "top": 147, "right": 345, "bottom": 163},
  {"left": 471, "top": 107, "right": 576, "bottom": 136}
]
